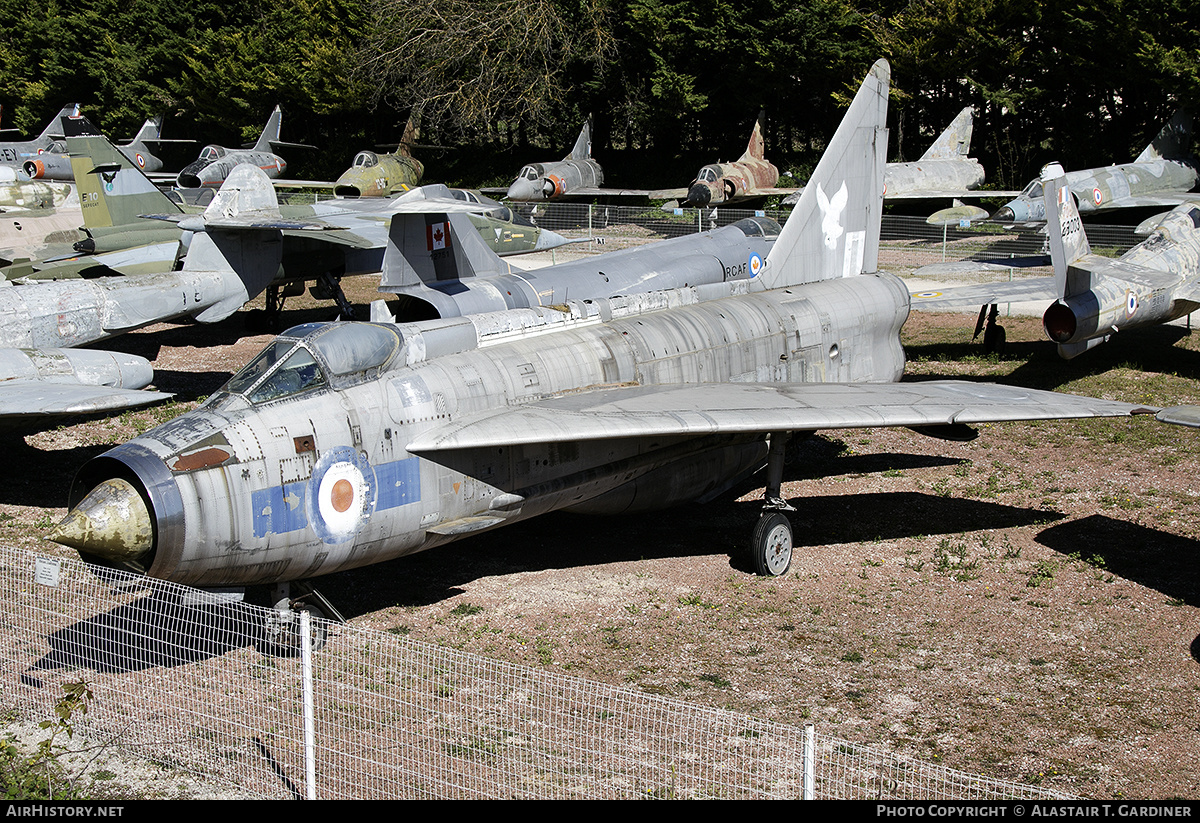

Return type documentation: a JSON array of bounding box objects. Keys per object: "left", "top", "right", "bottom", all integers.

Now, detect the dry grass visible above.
[{"left": 5, "top": 282, "right": 1200, "bottom": 799}]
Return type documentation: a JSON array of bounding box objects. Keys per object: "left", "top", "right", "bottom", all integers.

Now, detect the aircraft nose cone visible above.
[
  {"left": 687, "top": 183, "right": 711, "bottom": 207},
  {"left": 507, "top": 178, "right": 539, "bottom": 201},
  {"left": 991, "top": 206, "right": 1016, "bottom": 222},
  {"left": 50, "top": 478, "right": 153, "bottom": 564}
]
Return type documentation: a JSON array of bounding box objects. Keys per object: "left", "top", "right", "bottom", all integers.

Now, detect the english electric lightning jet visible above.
[{"left": 52, "top": 61, "right": 1156, "bottom": 632}]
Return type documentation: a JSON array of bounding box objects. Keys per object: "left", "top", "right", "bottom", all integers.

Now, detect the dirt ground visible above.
[{"left": 3, "top": 274, "right": 1200, "bottom": 800}]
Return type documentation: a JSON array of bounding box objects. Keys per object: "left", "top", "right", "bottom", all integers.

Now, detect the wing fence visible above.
[{"left": 1, "top": 547, "right": 1073, "bottom": 800}]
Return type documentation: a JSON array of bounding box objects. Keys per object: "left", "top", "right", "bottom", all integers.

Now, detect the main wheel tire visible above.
[
  {"left": 260, "top": 604, "right": 327, "bottom": 656},
  {"left": 983, "top": 323, "right": 1006, "bottom": 354},
  {"left": 751, "top": 512, "right": 793, "bottom": 577}
]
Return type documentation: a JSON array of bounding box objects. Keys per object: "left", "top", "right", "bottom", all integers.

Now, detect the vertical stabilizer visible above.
[
  {"left": 253, "top": 105, "right": 284, "bottom": 152},
  {"left": 919, "top": 106, "right": 974, "bottom": 160},
  {"left": 566, "top": 118, "right": 592, "bottom": 161},
  {"left": 1041, "top": 162, "right": 1091, "bottom": 298},
  {"left": 740, "top": 110, "right": 768, "bottom": 162},
  {"left": 38, "top": 104, "right": 79, "bottom": 142},
  {"left": 184, "top": 165, "right": 284, "bottom": 322},
  {"left": 399, "top": 119, "right": 419, "bottom": 157},
  {"left": 63, "top": 114, "right": 181, "bottom": 229},
  {"left": 379, "top": 185, "right": 508, "bottom": 288},
  {"left": 1135, "top": 110, "right": 1193, "bottom": 163},
  {"left": 759, "top": 60, "right": 890, "bottom": 289}
]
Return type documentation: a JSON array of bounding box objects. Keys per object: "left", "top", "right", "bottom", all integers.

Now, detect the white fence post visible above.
[{"left": 301, "top": 609, "right": 317, "bottom": 800}]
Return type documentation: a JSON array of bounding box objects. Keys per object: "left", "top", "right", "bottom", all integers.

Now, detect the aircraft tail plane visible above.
[
  {"left": 759, "top": 60, "right": 889, "bottom": 290},
  {"left": 37, "top": 104, "right": 79, "bottom": 141},
  {"left": 1135, "top": 109, "right": 1193, "bottom": 163},
  {"left": 1042, "top": 162, "right": 1092, "bottom": 300},
  {"left": 252, "top": 105, "right": 283, "bottom": 152},
  {"left": 566, "top": 118, "right": 592, "bottom": 161},
  {"left": 379, "top": 185, "right": 509, "bottom": 289},
  {"left": 919, "top": 106, "right": 974, "bottom": 160},
  {"left": 62, "top": 114, "right": 183, "bottom": 231},
  {"left": 739, "top": 110, "right": 768, "bottom": 163}
]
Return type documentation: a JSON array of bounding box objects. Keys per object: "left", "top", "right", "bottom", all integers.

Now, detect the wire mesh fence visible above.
[{"left": 1, "top": 546, "right": 1075, "bottom": 800}]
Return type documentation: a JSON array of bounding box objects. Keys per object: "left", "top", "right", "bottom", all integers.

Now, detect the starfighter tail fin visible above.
[
  {"left": 1041, "top": 162, "right": 1092, "bottom": 299},
  {"left": 740, "top": 110, "right": 768, "bottom": 162},
  {"left": 759, "top": 60, "right": 889, "bottom": 289},
  {"left": 253, "top": 105, "right": 283, "bottom": 152},
  {"left": 379, "top": 185, "right": 507, "bottom": 289},
  {"left": 566, "top": 118, "right": 592, "bottom": 161},
  {"left": 1135, "top": 109, "right": 1193, "bottom": 163},
  {"left": 62, "top": 113, "right": 182, "bottom": 230},
  {"left": 919, "top": 106, "right": 974, "bottom": 160}
]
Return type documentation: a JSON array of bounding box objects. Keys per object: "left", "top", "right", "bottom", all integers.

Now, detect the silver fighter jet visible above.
[
  {"left": 911, "top": 162, "right": 1200, "bottom": 358},
  {"left": 993, "top": 110, "right": 1198, "bottom": 223},
  {"left": 52, "top": 61, "right": 1155, "bottom": 621}
]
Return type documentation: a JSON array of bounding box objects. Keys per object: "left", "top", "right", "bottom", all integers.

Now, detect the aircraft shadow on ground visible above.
[
  {"left": 317, "top": 490, "right": 1063, "bottom": 618},
  {"left": 905, "top": 322, "right": 1200, "bottom": 389},
  {"left": 1036, "top": 514, "right": 1200, "bottom": 608},
  {"left": 0, "top": 439, "right": 114, "bottom": 508},
  {"left": 22, "top": 590, "right": 264, "bottom": 683}
]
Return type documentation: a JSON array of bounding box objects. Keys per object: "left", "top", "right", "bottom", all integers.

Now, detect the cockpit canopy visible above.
[
  {"left": 199, "top": 145, "right": 226, "bottom": 162},
  {"left": 696, "top": 165, "right": 722, "bottom": 184},
  {"left": 353, "top": 151, "right": 379, "bottom": 168},
  {"left": 223, "top": 322, "right": 402, "bottom": 404},
  {"left": 731, "top": 216, "right": 782, "bottom": 238},
  {"left": 518, "top": 165, "right": 541, "bottom": 181},
  {"left": 1019, "top": 179, "right": 1043, "bottom": 199}
]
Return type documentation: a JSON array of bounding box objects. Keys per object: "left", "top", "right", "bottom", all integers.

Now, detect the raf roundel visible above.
[
  {"left": 306, "top": 446, "right": 377, "bottom": 544},
  {"left": 749, "top": 252, "right": 763, "bottom": 277}
]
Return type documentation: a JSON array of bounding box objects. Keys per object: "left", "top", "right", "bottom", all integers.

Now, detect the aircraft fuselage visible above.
[{"left": 63, "top": 272, "right": 910, "bottom": 587}]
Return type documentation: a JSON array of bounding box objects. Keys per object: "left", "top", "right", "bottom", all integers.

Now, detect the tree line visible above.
[{"left": 1, "top": 0, "right": 1196, "bottom": 191}]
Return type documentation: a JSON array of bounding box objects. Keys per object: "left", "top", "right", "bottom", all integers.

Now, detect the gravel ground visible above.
[{"left": 3, "top": 274, "right": 1199, "bottom": 799}]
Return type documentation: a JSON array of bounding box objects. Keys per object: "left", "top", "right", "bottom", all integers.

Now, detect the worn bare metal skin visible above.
[
  {"left": 55, "top": 61, "right": 1155, "bottom": 589},
  {"left": 683, "top": 112, "right": 787, "bottom": 207},
  {"left": 51, "top": 478, "right": 153, "bottom": 563},
  {"left": 505, "top": 119, "right": 604, "bottom": 201}
]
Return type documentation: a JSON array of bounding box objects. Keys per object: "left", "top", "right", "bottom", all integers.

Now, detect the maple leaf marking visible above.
[{"left": 816, "top": 182, "right": 848, "bottom": 250}]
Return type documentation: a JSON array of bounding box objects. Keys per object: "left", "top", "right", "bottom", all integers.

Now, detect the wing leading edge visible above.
[{"left": 408, "top": 380, "right": 1155, "bottom": 453}]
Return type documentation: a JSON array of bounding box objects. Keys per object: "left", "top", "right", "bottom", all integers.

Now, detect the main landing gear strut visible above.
[
  {"left": 973, "top": 304, "right": 1006, "bottom": 354},
  {"left": 749, "top": 432, "right": 795, "bottom": 577}
]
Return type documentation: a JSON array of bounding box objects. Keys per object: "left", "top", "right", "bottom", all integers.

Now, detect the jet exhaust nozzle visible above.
[
  {"left": 50, "top": 477, "right": 154, "bottom": 564},
  {"left": 1043, "top": 301, "right": 1078, "bottom": 343}
]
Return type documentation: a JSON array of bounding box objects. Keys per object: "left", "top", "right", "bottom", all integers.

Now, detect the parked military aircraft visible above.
[
  {"left": 912, "top": 162, "right": 1200, "bottom": 358},
  {"left": 176, "top": 106, "right": 312, "bottom": 189},
  {"left": 0, "top": 165, "right": 75, "bottom": 215},
  {"left": 334, "top": 120, "right": 424, "bottom": 197},
  {"left": 502, "top": 118, "right": 604, "bottom": 201},
  {"left": 992, "top": 110, "right": 1198, "bottom": 223},
  {"left": 676, "top": 111, "right": 798, "bottom": 207},
  {"left": 22, "top": 115, "right": 190, "bottom": 181},
  {"left": 51, "top": 61, "right": 1154, "bottom": 630},
  {"left": 0, "top": 104, "right": 78, "bottom": 171},
  {"left": 782, "top": 106, "right": 1018, "bottom": 211}
]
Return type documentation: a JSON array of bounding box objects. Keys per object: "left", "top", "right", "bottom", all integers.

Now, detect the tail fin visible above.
[
  {"left": 919, "top": 106, "right": 974, "bottom": 160},
  {"left": 38, "top": 104, "right": 79, "bottom": 142},
  {"left": 1041, "top": 162, "right": 1092, "bottom": 298},
  {"left": 252, "top": 105, "right": 283, "bottom": 152},
  {"left": 182, "top": 165, "right": 284, "bottom": 322},
  {"left": 62, "top": 114, "right": 182, "bottom": 230},
  {"left": 1135, "top": 109, "right": 1192, "bottom": 162},
  {"left": 399, "top": 119, "right": 419, "bottom": 158},
  {"left": 128, "top": 116, "right": 162, "bottom": 146},
  {"left": 379, "top": 185, "right": 507, "bottom": 288},
  {"left": 739, "top": 110, "right": 768, "bottom": 162},
  {"left": 760, "top": 60, "right": 889, "bottom": 289},
  {"left": 566, "top": 118, "right": 592, "bottom": 161}
]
